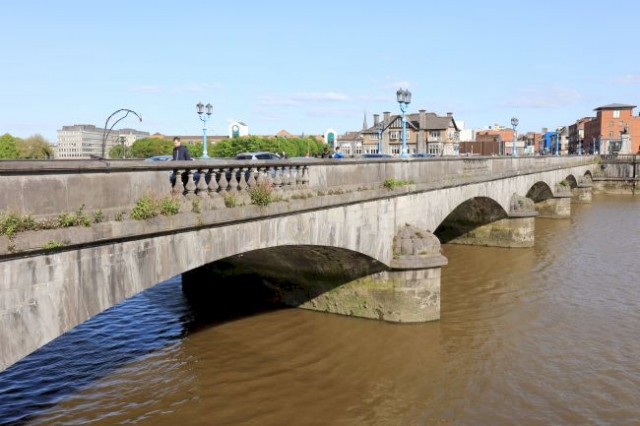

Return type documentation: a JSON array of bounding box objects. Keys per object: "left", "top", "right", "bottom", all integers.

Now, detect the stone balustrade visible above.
[{"left": 0, "top": 156, "right": 596, "bottom": 219}]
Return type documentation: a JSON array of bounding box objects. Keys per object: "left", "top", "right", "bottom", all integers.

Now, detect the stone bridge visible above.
[{"left": 0, "top": 155, "right": 595, "bottom": 371}]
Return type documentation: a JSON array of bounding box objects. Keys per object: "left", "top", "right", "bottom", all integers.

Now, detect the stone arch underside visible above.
[
  {"left": 434, "top": 196, "right": 508, "bottom": 243},
  {"left": 182, "top": 245, "right": 389, "bottom": 315},
  {"left": 526, "top": 181, "right": 555, "bottom": 203}
]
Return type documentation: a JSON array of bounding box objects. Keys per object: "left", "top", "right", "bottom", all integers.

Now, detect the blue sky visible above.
[{"left": 2, "top": 0, "right": 640, "bottom": 142}]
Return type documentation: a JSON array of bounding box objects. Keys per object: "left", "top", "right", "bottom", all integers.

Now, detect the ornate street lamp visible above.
[
  {"left": 196, "top": 102, "right": 213, "bottom": 159},
  {"left": 510, "top": 117, "right": 518, "bottom": 157},
  {"left": 376, "top": 120, "right": 384, "bottom": 154},
  {"left": 396, "top": 88, "right": 411, "bottom": 157},
  {"left": 555, "top": 129, "right": 560, "bottom": 156},
  {"left": 101, "top": 109, "right": 142, "bottom": 159}
]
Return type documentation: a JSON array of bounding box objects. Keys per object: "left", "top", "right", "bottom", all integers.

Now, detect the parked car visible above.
[
  {"left": 234, "top": 152, "right": 281, "bottom": 160},
  {"left": 361, "top": 153, "right": 393, "bottom": 158},
  {"left": 145, "top": 155, "right": 172, "bottom": 161}
]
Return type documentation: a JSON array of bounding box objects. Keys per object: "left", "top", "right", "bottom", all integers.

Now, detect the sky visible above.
[{"left": 2, "top": 0, "right": 640, "bottom": 143}]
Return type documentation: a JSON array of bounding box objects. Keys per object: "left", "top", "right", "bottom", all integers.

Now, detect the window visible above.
[
  {"left": 391, "top": 145, "right": 401, "bottom": 155},
  {"left": 613, "top": 110, "right": 620, "bottom": 118},
  {"left": 430, "top": 131, "right": 439, "bottom": 139},
  {"left": 609, "top": 131, "right": 614, "bottom": 137},
  {"left": 369, "top": 134, "right": 378, "bottom": 140},
  {"left": 389, "top": 131, "right": 400, "bottom": 140}
]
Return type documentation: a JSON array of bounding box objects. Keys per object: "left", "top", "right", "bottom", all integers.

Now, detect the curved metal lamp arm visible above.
[{"left": 101, "top": 109, "right": 143, "bottom": 159}]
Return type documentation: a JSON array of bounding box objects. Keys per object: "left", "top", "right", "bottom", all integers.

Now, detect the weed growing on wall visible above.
[{"left": 249, "top": 181, "right": 274, "bottom": 207}]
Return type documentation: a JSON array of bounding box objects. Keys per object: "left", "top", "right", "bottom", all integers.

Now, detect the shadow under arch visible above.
[
  {"left": 526, "top": 181, "right": 554, "bottom": 203},
  {"left": 182, "top": 244, "right": 388, "bottom": 323},
  {"left": 434, "top": 196, "right": 507, "bottom": 244},
  {"left": 564, "top": 174, "right": 579, "bottom": 188}
]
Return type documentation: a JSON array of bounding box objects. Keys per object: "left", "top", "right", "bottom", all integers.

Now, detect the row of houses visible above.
[
  {"left": 55, "top": 103, "right": 640, "bottom": 159},
  {"left": 336, "top": 103, "right": 640, "bottom": 157}
]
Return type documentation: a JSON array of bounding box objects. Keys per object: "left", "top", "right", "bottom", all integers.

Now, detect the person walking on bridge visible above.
[
  {"left": 172, "top": 137, "right": 192, "bottom": 161},
  {"left": 171, "top": 136, "right": 193, "bottom": 188}
]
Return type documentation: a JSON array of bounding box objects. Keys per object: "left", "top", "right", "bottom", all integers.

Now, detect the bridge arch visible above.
[{"left": 434, "top": 196, "right": 507, "bottom": 243}]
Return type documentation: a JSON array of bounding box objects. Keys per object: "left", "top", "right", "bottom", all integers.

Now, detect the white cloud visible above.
[
  {"left": 128, "top": 85, "right": 162, "bottom": 93},
  {"left": 505, "top": 86, "right": 586, "bottom": 108},
  {"left": 306, "top": 106, "right": 362, "bottom": 118},
  {"left": 257, "top": 95, "right": 300, "bottom": 106},
  {"left": 611, "top": 74, "right": 640, "bottom": 84},
  {"left": 128, "top": 83, "right": 221, "bottom": 94},
  {"left": 290, "top": 92, "right": 350, "bottom": 102}
]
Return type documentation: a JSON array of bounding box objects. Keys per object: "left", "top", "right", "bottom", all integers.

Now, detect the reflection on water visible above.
[{"left": 1, "top": 195, "right": 639, "bottom": 425}]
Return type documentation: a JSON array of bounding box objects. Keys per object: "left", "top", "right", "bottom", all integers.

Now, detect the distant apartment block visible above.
[{"left": 56, "top": 125, "right": 149, "bottom": 159}]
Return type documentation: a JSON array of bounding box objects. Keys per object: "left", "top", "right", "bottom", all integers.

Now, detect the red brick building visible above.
[{"left": 583, "top": 103, "right": 640, "bottom": 154}]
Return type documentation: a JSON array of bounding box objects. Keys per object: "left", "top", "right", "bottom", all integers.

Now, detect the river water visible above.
[{"left": 1, "top": 194, "right": 639, "bottom": 425}]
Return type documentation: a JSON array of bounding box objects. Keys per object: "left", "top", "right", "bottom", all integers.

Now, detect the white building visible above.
[
  {"left": 56, "top": 125, "right": 149, "bottom": 159},
  {"left": 228, "top": 121, "right": 249, "bottom": 138}
]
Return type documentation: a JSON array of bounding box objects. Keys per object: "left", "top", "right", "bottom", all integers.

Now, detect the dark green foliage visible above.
[
  {"left": 210, "top": 136, "right": 324, "bottom": 158},
  {"left": 129, "top": 137, "right": 173, "bottom": 159},
  {"left": 0, "top": 133, "right": 53, "bottom": 159}
]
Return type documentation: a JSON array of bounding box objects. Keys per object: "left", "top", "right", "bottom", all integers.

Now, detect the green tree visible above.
[
  {"left": 17, "top": 134, "right": 54, "bottom": 159},
  {"left": 108, "top": 144, "right": 133, "bottom": 159},
  {"left": 0, "top": 133, "right": 20, "bottom": 159},
  {"left": 129, "top": 137, "right": 173, "bottom": 159},
  {"left": 209, "top": 135, "right": 324, "bottom": 158}
]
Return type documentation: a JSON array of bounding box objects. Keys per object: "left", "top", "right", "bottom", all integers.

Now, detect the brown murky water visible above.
[{"left": 1, "top": 194, "right": 639, "bottom": 425}]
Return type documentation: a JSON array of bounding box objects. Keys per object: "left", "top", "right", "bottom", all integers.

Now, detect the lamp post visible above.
[
  {"left": 120, "top": 136, "right": 126, "bottom": 159},
  {"left": 510, "top": 117, "right": 518, "bottom": 157},
  {"left": 396, "top": 88, "right": 411, "bottom": 157},
  {"left": 555, "top": 129, "right": 560, "bottom": 156},
  {"left": 101, "top": 109, "right": 142, "bottom": 159},
  {"left": 577, "top": 135, "right": 582, "bottom": 156},
  {"left": 196, "top": 102, "right": 213, "bottom": 159},
  {"left": 376, "top": 120, "right": 384, "bottom": 154}
]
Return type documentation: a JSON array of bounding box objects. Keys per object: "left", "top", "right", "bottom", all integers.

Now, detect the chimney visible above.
[
  {"left": 383, "top": 111, "right": 391, "bottom": 123},
  {"left": 419, "top": 110, "right": 426, "bottom": 129},
  {"left": 446, "top": 112, "right": 453, "bottom": 117},
  {"left": 374, "top": 114, "right": 379, "bottom": 126}
]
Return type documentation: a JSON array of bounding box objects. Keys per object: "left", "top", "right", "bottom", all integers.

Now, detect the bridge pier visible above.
[
  {"left": 439, "top": 194, "right": 537, "bottom": 248},
  {"left": 535, "top": 185, "right": 572, "bottom": 219},
  {"left": 443, "top": 214, "right": 536, "bottom": 248},
  {"left": 294, "top": 227, "right": 447, "bottom": 323},
  {"left": 571, "top": 177, "right": 593, "bottom": 204}
]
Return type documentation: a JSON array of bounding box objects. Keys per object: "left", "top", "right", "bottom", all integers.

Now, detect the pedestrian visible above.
[
  {"left": 333, "top": 146, "right": 344, "bottom": 158},
  {"left": 321, "top": 146, "right": 331, "bottom": 158},
  {"left": 172, "top": 136, "right": 192, "bottom": 161},
  {"left": 171, "top": 136, "right": 192, "bottom": 188}
]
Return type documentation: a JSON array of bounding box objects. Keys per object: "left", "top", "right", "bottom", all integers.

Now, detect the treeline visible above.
[
  {"left": 109, "top": 135, "right": 326, "bottom": 159},
  {"left": 0, "top": 134, "right": 54, "bottom": 159}
]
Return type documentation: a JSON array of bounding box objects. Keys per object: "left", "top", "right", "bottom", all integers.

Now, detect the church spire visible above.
[{"left": 363, "top": 110, "right": 368, "bottom": 130}]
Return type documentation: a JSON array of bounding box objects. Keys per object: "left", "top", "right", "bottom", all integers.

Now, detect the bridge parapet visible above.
[{"left": 0, "top": 156, "right": 596, "bottom": 220}]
